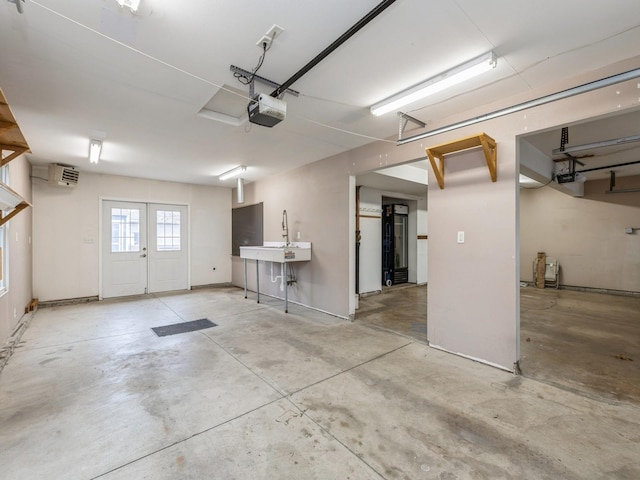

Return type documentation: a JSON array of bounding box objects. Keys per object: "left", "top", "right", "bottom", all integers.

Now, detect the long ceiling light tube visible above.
[
  {"left": 219, "top": 165, "right": 247, "bottom": 181},
  {"left": 397, "top": 67, "right": 640, "bottom": 146},
  {"left": 371, "top": 51, "right": 498, "bottom": 117}
]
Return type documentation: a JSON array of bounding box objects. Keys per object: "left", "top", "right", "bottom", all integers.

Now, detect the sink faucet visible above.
[{"left": 282, "top": 209, "right": 290, "bottom": 246}]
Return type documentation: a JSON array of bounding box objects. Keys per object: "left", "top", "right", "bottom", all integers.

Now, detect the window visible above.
[
  {"left": 156, "top": 210, "right": 181, "bottom": 251},
  {"left": 111, "top": 208, "right": 140, "bottom": 253}
]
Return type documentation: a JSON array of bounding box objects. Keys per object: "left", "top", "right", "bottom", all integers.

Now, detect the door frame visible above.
[{"left": 99, "top": 196, "right": 191, "bottom": 300}]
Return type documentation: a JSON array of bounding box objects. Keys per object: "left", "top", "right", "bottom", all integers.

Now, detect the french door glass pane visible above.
[
  {"left": 111, "top": 208, "right": 141, "bottom": 253},
  {"left": 156, "top": 210, "right": 181, "bottom": 251}
]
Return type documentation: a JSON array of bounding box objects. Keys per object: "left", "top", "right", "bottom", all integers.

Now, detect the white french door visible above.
[
  {"left": 102, "top": 200, "right": 188, "bottom": 298},
  {"left": 148, "top": 203, "right": 188, "bottom": 293}
]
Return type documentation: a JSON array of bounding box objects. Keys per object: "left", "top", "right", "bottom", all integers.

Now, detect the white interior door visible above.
[
  {"left": 102, "top": 201, "right": 148, "bottom": 298},
  {"left": 148, "top": 203, "right": 188, "bottom": 293}
]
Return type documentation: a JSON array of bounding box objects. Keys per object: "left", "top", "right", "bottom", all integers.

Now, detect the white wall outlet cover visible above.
[{"left": 457, "top": 231, "right": 465, "bottom": 243}]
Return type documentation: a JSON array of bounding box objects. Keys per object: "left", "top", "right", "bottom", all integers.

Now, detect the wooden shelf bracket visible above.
[
  {"left": 426, "top": 132, "right": 497, "bottom": 189},
  {"left": 0, "top": 200, "right": 31, "bottom": 227}
]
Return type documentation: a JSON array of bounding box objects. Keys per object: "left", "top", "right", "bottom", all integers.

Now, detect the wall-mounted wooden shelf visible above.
[
  {"left": 0, "top": 182, "right": 31, "bottom": 226},
  {"left": 426, "top": 133, "right": 497, "bottom": 189},
  {"left": 0, "top": 88, "right": 31, "bottom": 225}
]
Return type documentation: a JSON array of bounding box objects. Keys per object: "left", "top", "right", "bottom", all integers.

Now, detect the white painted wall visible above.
[
  {"left": 32, "top": 168, "right": 231, "bottom": 302},
  {"left": 358, "top": 187, "right": 382, "bottom": 294},
  {"left": 0, "top": 155, "right": 32, "bottom": 344},
  {"left": 427, "top": 132, "right": 519, "bottom": 371},
  {"left": 521, "top": 174, "right": 640, "bottom": 292},
  {"left": 417, "top": 197, "right": 428, "bottom": 284},
  {"left": 231, "top": 154, "right": 352, "bottom": 319}
]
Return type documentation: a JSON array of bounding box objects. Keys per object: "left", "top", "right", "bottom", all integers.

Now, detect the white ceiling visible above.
[{"left": 1, "top": 0, "right": 640, "bottom": 189}]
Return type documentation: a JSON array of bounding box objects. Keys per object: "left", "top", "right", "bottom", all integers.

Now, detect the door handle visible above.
[{"left": 140, "top": 253, "right": 147, "bottom": 258}]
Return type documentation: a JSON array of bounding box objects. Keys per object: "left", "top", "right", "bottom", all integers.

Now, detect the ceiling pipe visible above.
[
  {"left": 270, "top": 0, "right": 397, "bottom": 98},
  {"left": 397, "top": 67, "right": 640, "bottom": 146}
]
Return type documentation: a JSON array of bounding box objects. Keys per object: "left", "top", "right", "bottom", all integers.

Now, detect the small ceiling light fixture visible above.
[
  {"left": 219, "top": 165, "right": 247, "bottom": 181},
  {"left": 115, "top": 0, "right": 141, "bottom": 13},
  {"left": 371, "top": 51, "right": 498, "bottom": 116},
  {"left": 89, "top": 139, "right": 102, "bottom": 164}
]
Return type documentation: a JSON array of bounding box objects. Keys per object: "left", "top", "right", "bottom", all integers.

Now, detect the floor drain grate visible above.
[{"left": 152, "top": 318, "right": 217, "bottom": 337}]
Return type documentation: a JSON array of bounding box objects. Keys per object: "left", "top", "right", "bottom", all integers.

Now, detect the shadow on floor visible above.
[{"left": 356, "top": 284, "right": 640, "bottom": 404}]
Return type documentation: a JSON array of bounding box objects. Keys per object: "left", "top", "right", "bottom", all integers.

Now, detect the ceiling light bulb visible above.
[{"left": 371, "top": 51, "right": 498, "bottom": 116}]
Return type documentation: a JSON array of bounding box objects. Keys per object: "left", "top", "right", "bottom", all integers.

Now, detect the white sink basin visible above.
[{"left": 240, "top": 242, "right": 311, "bottom": 263}]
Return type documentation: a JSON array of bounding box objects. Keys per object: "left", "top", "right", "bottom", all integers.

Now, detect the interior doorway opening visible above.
[{"left": 518, "top": 109, "right": 640, "bottom": 403}]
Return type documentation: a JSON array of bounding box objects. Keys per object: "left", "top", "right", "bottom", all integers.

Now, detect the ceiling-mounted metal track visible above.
[
  {"left": 397, "top": 67, "right": 640, "bottom": 146},
  {"left": 229, "top": 65, "right": 300, "bottom": 97},
  {"left": 578, "top": 159, "right": 640, "bottom": 174},
  {"left": 270, "top": 0, "right": 397, "bottom": 98},
  {"left": 552, "top": 134, "right": 640, "bottom": 155}
]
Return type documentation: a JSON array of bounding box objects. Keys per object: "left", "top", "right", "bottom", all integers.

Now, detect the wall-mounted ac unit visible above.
[{"left": 48, "top": 164, "right": 79, "bottom": 187}]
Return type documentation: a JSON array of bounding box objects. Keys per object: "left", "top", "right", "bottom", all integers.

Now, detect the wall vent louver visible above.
[{"left": 48, "top": 164, "right": 79, "bottom": 187}]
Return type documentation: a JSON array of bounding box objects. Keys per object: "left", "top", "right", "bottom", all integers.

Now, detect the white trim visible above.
[{"left": 348, "top": 175, "right": 356, "bottom": 317}]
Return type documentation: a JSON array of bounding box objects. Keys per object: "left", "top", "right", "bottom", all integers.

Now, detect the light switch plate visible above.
[{"left": 457, "top": 231, "right": 465, "bottom": 243}]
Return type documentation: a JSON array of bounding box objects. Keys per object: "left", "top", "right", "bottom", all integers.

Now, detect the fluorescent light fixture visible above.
[
  {"left": 219, "top": 165, "right": 247, "bottom": 181},
  {"left": 115, "top": 0, "right": 141, "bottom": 12},
  {"left": 371, "top": 51, "right": 498, "bottom": 116},
  {"left": 89, "top": 139, "right": 102, "bottom": 164}
]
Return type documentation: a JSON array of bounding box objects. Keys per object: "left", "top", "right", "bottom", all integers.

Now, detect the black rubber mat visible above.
[{"left": 152, "top": 318, "right": 217, "bottom": 337}]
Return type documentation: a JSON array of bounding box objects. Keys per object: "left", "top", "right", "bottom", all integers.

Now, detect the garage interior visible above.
[{"left": 1, "top": 0, "right": 639, "bottom": 478}]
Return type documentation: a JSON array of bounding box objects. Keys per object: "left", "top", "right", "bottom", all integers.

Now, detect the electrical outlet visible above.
[{"left": 256, "top": 24, "right": 284, "bottom": 49}]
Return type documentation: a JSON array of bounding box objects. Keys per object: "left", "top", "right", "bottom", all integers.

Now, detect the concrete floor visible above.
[
  {"left": 1, "top": 286, "right": 639, "bottom": 479},
  {"left": 356, "top": 284, "right": 640, "bottom": 405}
]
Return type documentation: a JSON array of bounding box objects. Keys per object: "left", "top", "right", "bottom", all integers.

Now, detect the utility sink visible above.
[{"left": 240, "top": 242, "right": 311, "bottom": 263}]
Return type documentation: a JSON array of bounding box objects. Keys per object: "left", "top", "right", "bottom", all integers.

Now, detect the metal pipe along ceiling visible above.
[
  {"left": 270, "top": 0, "right": 397, "bottom": 98},
  {"left": 397, "top": 67, "right": 640, "bottom": 146}
]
